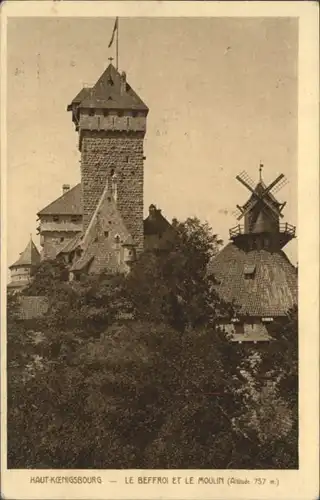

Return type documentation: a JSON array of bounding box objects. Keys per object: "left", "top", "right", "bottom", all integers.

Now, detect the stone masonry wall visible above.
[
  {"left": 42, "top": 232, "right": 79, "bottom": 261},
  {"left": 81, "top": 131, "right": 144, "bottom": 253}
]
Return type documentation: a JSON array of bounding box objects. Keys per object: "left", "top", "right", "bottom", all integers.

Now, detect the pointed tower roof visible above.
[
  {"left": 9, "top": 237, "right": 41, "bottom": 269},
  {"left": 68, "top": 64, "right": 148, "bottom": 112}
]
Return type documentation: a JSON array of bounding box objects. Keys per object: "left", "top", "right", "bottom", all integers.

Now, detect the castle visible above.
[
  {"left": 8, "top": 61, "right": 298, "bottom": 341},
  {"left": 27, "top": 63, "right": 174, "bottom": 281}
]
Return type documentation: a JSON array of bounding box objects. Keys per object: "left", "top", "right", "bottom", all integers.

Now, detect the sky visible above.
[{"left": 7, "top": 16, "right": 298, "bottom": 269}]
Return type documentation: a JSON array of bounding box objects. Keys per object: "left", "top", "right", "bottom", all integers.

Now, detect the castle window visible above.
[
  {"left": 110, "top": 168, "right": 115, "bottom": 177},
  {"left": 104, "top": 231, "right": 109, "bottom": 238},
  {"left": 125, "top": 156, "right": 129, "bottom": 163},
  {"left": 126, "top": 117, "right": 130, "bottom": 127},
  {"left": 107, "top": 197, "right": 111, "bottom": 202},
  {"left": 60, "top": 237, "right": 64, "bottom": 243},
  {"left": 244, "top": 264, "right": 256, "bottom": 278},
  {"left": 114, "top": 235, "right": 120, "bottom": 244}
]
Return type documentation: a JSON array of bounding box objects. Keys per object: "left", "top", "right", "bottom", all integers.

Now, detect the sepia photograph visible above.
[{"left": 1, "top": 3, "right": 319, "bottom": 499}]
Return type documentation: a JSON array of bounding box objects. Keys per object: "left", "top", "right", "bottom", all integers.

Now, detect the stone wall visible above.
[
  {"left": 80, "top": 131, "right": 145, "bottom": 253},
  {"left": 42, "top": 232, "right": 80, "bottom": 260}
]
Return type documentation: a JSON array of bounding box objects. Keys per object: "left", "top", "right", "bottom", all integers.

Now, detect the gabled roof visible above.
[
  {"left": 208, "top": 242, "right": 297, "bottom": 317},
  {"left": 143, "top": 206, "right": 172, "bottom": 236},
  {"left": 70, "top": 184, "right": 131, "bottom": 274},
  {"left": 9, "top": 238, "right": 40, "bottom": 269},
  {"left": 69, "top": 64, "right": 148, "bottom": 112},
  {"left": 37, "top": 184, "right": 82, "bottom": 216}
]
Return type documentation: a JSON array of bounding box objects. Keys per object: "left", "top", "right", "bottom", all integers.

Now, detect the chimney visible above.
[
  {"left": 149, "top": 204, "right": 157, "bottom": 218},
  {"left": 120, "top": 71, "right": 127, "bottom": 95},
  {"left": 62, "top": 184, "right": 70, "bottom": 195}
]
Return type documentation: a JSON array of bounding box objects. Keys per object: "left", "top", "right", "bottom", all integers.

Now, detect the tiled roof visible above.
[
  {"left": 58, "top": 232, "right": 83, "bottom": 255},
  {"left": 143, "top": 206, "right": 172, "bottom": 236},
  {"left": 67, "top": 88, "right": 91, "bottom": 110},
  {"left": 37, "top": 184, "right": 82, "bottom": 216},
  {"left": 70, "top": 184, "right": 131, "bottom": 274},
  {"left": 9, "top": 238, "right": 40, "bottom": 269},
  {"left": 208, "top": 242, "right": 298, "bottom": 317},
  {"left": 70, "top": 64, "right": 148, "bottom": 111}
]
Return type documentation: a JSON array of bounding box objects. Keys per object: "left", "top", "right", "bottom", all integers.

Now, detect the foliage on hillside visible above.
[{"left": 7, "top": 217, "right": 298, "bottom": 469}]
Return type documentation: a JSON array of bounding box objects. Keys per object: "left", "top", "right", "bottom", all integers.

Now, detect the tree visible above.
[
  {"left": 7, "top": 320, "right": 247, "bottom": 469},
  {"left": 125, "top": 217, "right": 230, "bottom": 331},
  {"left": 7, "top": 217, "right": 298, "bottom": 469},
  {"left": 23, "top": 259, "right": 69, "bottom": 296},
  {"left": 229, "top": 307, "right": 299, "bottom": 468}
]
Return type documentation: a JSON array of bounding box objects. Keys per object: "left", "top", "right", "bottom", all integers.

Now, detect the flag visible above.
[{"left": 108, "top": 17, "right": 118, "bottom": 48}]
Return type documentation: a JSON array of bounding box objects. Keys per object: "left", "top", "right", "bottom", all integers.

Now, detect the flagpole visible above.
[{"left": 116, "top": 18, "right": 119, "bottom": 70}]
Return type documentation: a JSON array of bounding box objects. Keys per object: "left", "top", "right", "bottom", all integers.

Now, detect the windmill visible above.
[
  {"left": 209, "top": 164, "right": 298, "bottom": 343},
  {"left": 234, "top": 165, "right": 288, "bottom": 222}
]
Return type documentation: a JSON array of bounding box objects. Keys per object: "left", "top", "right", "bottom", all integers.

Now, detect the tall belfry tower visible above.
[
  {"left": 209, "top": 166, "right": 298, "bottom": 343},
  {"left": 67, "top": 62, "right": 148, "bottom": 254}
]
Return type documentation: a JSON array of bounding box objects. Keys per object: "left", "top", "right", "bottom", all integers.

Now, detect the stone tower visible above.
[{"left": 67, "top": 63, "right": 149, "bottom": 253}]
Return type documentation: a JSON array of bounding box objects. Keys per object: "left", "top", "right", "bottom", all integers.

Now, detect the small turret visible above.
[{"left": 8, "top": 236, "right": 41, "bottom": 291}]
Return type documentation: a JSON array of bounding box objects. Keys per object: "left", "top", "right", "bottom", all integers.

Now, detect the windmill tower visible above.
[{"left": 209, "top": 165, "right": 298, "bottom": 343}]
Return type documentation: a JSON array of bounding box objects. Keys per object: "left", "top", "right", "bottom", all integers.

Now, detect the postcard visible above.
[{"left": 1, "top": 2, "right": 319, "bottom": 499}]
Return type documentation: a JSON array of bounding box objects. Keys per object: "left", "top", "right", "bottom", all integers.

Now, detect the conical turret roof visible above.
[{"left": 9, "top": 238, "right": 40, "bottom": 269}]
